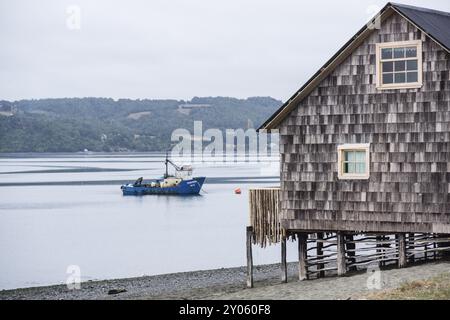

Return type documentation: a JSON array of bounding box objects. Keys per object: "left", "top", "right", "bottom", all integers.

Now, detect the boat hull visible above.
[{"left": 121, "top": 177, "right": 206, "bottom": 196}]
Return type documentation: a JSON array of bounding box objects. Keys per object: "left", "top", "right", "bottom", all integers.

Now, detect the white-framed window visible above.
[
  {"left": 375, "top": 40, "right": 423, "bottom": 89},
  {"left": 337, "top": 144, "right": 370, "bottom": 180}
]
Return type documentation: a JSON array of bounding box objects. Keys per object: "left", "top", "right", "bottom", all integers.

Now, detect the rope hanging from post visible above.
[{"left": 249, "top": 188, "right": 282, "bottom": 248}]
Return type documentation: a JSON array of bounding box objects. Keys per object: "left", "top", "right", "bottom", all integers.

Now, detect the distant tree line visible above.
[{"left": 0, "top": 97, "right": 281, "bottom": 152}]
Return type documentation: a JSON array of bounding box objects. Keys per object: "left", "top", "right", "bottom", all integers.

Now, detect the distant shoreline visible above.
[
  {"left": 0, "top": 151, "right": 281, "bottom": 158},
  {"left": 0, "top": 152, "right": 178, "bottom": 158}
]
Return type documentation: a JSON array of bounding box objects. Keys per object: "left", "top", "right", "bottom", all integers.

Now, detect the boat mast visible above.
[{"left": 164, "top": 151, "right": 185, "bottom": 178}]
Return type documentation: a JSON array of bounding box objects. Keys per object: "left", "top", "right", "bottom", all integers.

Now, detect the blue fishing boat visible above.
[{"left": 121, "top": 155, "right": 205, "bottom": 196}]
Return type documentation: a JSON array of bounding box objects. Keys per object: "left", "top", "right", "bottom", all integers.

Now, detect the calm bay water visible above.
[{"left": 0, "top": 153, "right": 299, "bottom": 290}]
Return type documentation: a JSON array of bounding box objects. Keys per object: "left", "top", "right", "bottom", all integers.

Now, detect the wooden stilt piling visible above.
[
  {"left": 398, "top": 233, "right": 407, "bottom": 268},
  {"left": 345, "top": 234, "right": 357, "bottom": 272},
  {"left": 433, "top": 234, "right": 437, "bottom": 260},
  {"left": 281, "top": 234, "right": 287, "bottom": 283},
  {"left": 246, "top": 226, "right": 254, "bottom": 288},
  {"left": 382, "top": 235, "right": 388, "bottom": 267},
  {"left": 297, "top": 233, "right": 308, "bottom": 281},
  {"left": 337, "top": 232, "right": 347, "bottom": 276},
  {"left": 376, "top": 235, "right": 382, "bottom": 267},
  {"left": 316, "top": 232, "right": 325, "bottom": 278},
  {"left": 408, "top": 233, "right": 415, "bottom": 263}
]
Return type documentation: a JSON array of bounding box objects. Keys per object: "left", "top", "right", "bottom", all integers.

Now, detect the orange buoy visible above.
[{"left": 234, "top": 188, "right": 241, "bottom": 194}]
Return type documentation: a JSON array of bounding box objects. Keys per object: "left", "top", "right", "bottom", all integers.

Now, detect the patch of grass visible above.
[{"left": 367, "top": 272, "right": 450, "bottom": 300}]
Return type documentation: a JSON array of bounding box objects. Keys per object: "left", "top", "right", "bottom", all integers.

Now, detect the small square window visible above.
[
  {"left": 376, "top": 40, "right": 422, "bottom": 89},
  {"left": 343, "top": 150, "right": 366, "bottom": 174},
  {"left": 338, "top": 144, "right": 370, "bottom": 180}
]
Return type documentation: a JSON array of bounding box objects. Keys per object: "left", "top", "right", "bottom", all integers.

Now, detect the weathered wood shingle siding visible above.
[{"left": 279, "top": 12, "right": 450, "bottom": 234}]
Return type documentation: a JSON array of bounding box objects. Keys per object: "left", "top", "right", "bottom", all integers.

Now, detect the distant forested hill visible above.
[{"left": 0, "top": 97, "right": 281, "bottom": 152}]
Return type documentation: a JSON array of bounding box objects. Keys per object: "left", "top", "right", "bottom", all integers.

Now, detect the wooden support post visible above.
[
  {"left": 337, "top": 232, "right": 347, "bottom": 276},
  {"left": 408, "top": 233, "right": 415, "bottom": 263},
  {"left": 297, "top": 233, "right": 308, "bottom": 281},
  {"left": 382, "top": 235, "right": 388, "bottom": 267},
  {"left": 246, "top": 226, "right": 254, "bottom": 288},
  {"left": 281, "top": 235, "right": 287, "bottom": 283},
  {"left": 433, "top": 234, "right": 437, "bottom": 260},
  {"left": 398, "top": 233, "right": 407, "bottom": 268},
  {"left": 345, "top": 234, "right": 357, "bottom": 272},
  {"left": 316, "top": 232, "right": 325, "bottom": 278},
  {"left": 376, "top": 235, "right": 382, "bottom": 267}
]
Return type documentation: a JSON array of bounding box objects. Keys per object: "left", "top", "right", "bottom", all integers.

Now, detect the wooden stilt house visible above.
[{"left": 247, "top": 2, "right": 450, "bottom": 286}]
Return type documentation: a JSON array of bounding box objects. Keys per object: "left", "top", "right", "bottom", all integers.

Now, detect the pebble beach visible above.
[{"left": 1, "top": 260, "right": 449, "bottom": 300}]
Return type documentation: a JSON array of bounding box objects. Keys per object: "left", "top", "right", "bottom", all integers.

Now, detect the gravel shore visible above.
[{"left": 1, "top": 260, "right": 449, "bottom": 300}]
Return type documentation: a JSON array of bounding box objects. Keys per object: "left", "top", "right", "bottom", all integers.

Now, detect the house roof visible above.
[
  {"left": 260, "top": 2, "right": 450, "bottom": 131},
  {"left": 392, "top": 3, "right": 450, "bottom": 50}
]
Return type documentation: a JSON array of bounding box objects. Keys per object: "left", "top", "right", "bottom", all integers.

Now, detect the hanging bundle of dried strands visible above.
[{"left": 248, "top": 188, "right": 283, "bottom": 248}]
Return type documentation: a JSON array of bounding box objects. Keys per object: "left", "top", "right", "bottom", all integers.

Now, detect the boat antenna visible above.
[{"left": 165, "top": 151, "right": 169, "bottom": 178}]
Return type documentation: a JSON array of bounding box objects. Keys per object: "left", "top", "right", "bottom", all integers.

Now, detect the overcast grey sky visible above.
[{"left": 0, "top": 0, "right": 449, "bottom": 102}]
